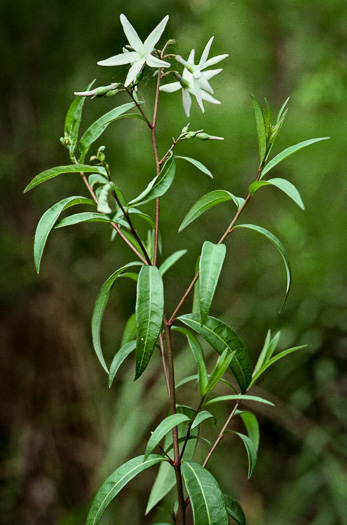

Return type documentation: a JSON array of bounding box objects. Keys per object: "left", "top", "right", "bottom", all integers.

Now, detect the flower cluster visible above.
[{"left": 97, "top": 14, "right": 227, "bottom": 116}]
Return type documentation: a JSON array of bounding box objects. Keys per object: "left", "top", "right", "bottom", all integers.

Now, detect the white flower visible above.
[
  {"left": 98, "top": 14, "right": 170, "bottom": 87},
  {"left": 160, "top": 37, "right": 228, "bottom": 117}
]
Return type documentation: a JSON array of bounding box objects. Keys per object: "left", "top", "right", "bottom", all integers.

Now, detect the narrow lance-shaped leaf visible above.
[
  {"left": 64, "top": 80, "right": 95, "bottom": 156},
  {"left": 261, "top": 137, "right": 330, "bottom": 178},
  {"left": 24, "top": 164, "right": 107, "bottom": 193},
  {"left": 145, "top": 406, "right": 199, "bottom": 515},
  {"left": 120, "top": 312, "right": 136, "bottom": 347},
  {"left": 235, "top": 224, "right": 291, "bottom": 311},
  {"left": 33, "top": 196, "right": 95, "bottom": 273},
  {"left": 253, "top": 330, "right": 280, "bottom": 377},
  {"left": 92, "top": 262, "right": 142, "bottom": 373},
  {"left": 249, "top": 345, "right": 306, "bottom": 388},
  {"left": 172, "top": 326, "right": 208, "bottom": 397},
  {"left": 179, "top": 190, "right": 244, "bottom": 232},
  {"left": 78, "top": 102, "right": 138, "bottom": 162},
  {"left": 177, "top": 314, "right": 252, "bottom": 393},
  {"left": 144, "top": 413, "right": 191, "bottom": 461},
  {"left": 181, "top": 461, "right": 229, "bottom": 525},
  {"left": 86, "top": 455, "right": 165, "bottom": 525},
  {"left": 128, "top": 156, "right": 176, "bottom": 207},
  {"left": 175, "top": 155, "right": 213, "bottom": 178},
  {"left": 252, "top": 95, "right": 267, "bottom": 164},
  {"left": 54, "top": 212, "right": 129, "bottom": 229},
  {"left": 135, "top": 266, "right": 164, "bottom": 379},
  {"left": 97, "top": 182, "right": 118, "bottom": 214},
  {"left": 204, "top": 394, "right": 274, "bottom": 407},
  {"left": 159, "top": 249, "right": 187, "bottom": 276},
  {"left": 109, "top": 340, "right": 136, "bottom": 387},
  {"left": 199, "top": 241, "right": 226, "bottom": 324},
  {"left": 191, "top": 410, "right": 216, "bottom": 430},
  {"left": 231, "top": 432, "right": 257, "bottom": 478},
  {"left": 240, "top": 411, "right": 260, "bottom": 452},
  {"left": 224, "top": 494, "right": 246, "bottom": 525},
  {"left": 205, "top": 349, "right": 234, "bottom": 394},
  {"left": 249, "top": 177, "right": 305, "bottom": 210}
]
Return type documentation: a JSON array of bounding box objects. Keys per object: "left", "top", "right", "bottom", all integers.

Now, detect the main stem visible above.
[{"left": 150, "top": 69, "right": 185, "bottom": 524}]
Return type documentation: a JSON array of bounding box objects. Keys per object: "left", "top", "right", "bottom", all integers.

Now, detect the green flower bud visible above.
[{"left": 196, "top": 132, "right": 224, "bottom": 141}]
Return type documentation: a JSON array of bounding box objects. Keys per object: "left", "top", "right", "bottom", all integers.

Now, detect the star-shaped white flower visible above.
[
  {"left": 98, "top": 14, "right": 170, "bottom": 86},
  {"left": 160, "top": 37, "right": 228, "bottom": 117}
]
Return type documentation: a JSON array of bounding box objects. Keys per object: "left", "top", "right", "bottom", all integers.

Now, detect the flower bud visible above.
[{"left": 196, "top": 132, "right": 224, "bottom": 141}]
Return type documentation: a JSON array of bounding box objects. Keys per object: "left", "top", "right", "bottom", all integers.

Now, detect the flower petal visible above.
[
  {"left": 199, "top": 36, "right": 214, "bottom": 67},
  {"left": 198, "top": 74, "right": 214, "bottom": 94},
  {"left": 120, "top": 14, "right": 143, "bottom": 51},
  {"left": 146, "top": 54, "right": 170, "bottom": 68},
  {"left": 143, "top": 15, "right": 169, "bottom": 53},
  {"left": 124, "top": 59, "right": 145, "bottom": 86},
  {"left": 200, "top": 90, "right": 221, "bottom": 105},
  {"left": 97, "top": 51, "right": 139, "bottom": 67},
  {"left": 203, "top": 68, "right": 223, "bottom": 80},
  {"left": 182, "top": 89, "right": 192, "bottom": 117},
  {"left": 159, "top": 81, "right": 182, "bottom": 93},
  {"left": 201, "top": 54, "right": 228, "bottom": 69},
  {"left": 193, "top": 78, "right": 205, "bottom": 112}
]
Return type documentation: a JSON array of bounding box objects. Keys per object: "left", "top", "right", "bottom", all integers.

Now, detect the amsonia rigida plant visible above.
[{"left": 24, "top": 13, "right": 329, "bottom": 525}]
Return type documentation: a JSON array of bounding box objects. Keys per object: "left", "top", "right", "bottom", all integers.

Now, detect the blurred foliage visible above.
[{"left": 0, "top": 0, "right": 346, "bottom": 523}]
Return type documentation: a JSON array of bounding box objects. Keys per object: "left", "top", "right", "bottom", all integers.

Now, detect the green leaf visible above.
[
  {"left": 88, "top": 173, "right": 109, "bottom": 188},
  {"left": 33, "top": 196, "right": 95, "bottom": 273},
  {"left": 261, "top": 137, "right": 330, "bottom": 178},
  {"left": 206, "top": 349, "right": 234, "bottom": 394},
  {"left": 97, "top": 182, "right": 118, "bottom": 214},
  {"left": 232, "top": 432, "right": 257, "bottom": 478},
  {"left": 128, "top": 156, "right": 176, "bottom": 207},
  {"left": 249, "top": 177, "right": 305, "bottom": 210},
  {"left": 64, "top": 80, "right": 95, "bottom": 156},
  {"left": 252, "top": 95, "right": 267, "bottom": 164},
  {"left": 179, "top": 190, "right": 244, "bottom": 232},
  {"left": 204, "top": 394, "right": 274, "bottom": 407},
  {"left": 109, "top": 341, "right": 136, "bottom": 387},
  {"left": 249, "top": 345, "right": 306, "bottom": 388},
  {"left": 253, "top": 330, "right": 280, "bottom": 377},
  {"left": 146, "top": 406, "right": 198, "bottom": 515},
  {"left": 78, "top": 102, "right": 138, "bottom": 162},
  {"left": 172, "top": 327, "right": 208, "bottom": 397},
  {"left": 54, "top": 212, "right": 128, "bottom": 229},
  {"left": 177, "top": 314, "right": 252, "bottom": 393},
  {"left": 199, "top": 241, "right": 226, "bottom": 324},
  {"left": 144, "top": 414, "right": 191, "bottom": 461},
  {"left": 191, "top": 410, "right": 216, "bottom": 430},
  {"left": 235, "top": 223, "right": 291, "bottom": 310},
  {"left": 24, "top": 164, "right": 107, "bottom": 193},
  {"left": 146, "top": 460, "right": 175, "bottom": 515},
  {"left": 120, "top": 313, "right": 136, "bottom": 347},
  {"left": 181, "top": 461, "right": 229, "bottom": 525},
  {"left": 86, "top": 455, "right": 165, "bottom": 525},
  {"left": 159, "top": 249, "right": 187, "bottom": 276},
  {"left": 240, "top": 411, "right": 260, "bottom": 452},
  {"left": 175, "top": 155, "right": 213, "bottom": 178},
  {"left": 277, "top": 97, "right": 290, "bottom": 123},
  {"left": 224, "top": 494, "right": 246, "bottom": 525},
  {"left": 92, "top": 262, "right": 142, "bottom": 373},
  {"left": 135, "top": 266, "right": 164, "bottom": 379}
]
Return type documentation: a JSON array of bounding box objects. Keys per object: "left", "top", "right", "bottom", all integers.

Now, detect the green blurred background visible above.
[{"left": 1, "top": 0, "right": 346, "bottom": 523}]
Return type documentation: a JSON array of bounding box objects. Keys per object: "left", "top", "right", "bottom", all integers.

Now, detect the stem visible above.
[
  {"left": 125, "top": 87, "right": 152, "bottom": 128},
  {"left": 151, "top": 67, "right": 162, "bottom": 266},
  {"left": 203, "top": 402, "right": 239, "bottom": 467},
  {"left": 163, "top": 318, "right": 186, "bottom": 525},
  {"left": 159, "top": 333, "right": 171, "bottom": 397},
  {"left": 74, "top": 160, "right": 148, "bottom": 265},
  {"left": 168, "top": 166, "right": 263, "bottom": 323},
  {"left": 159, "top": 134, "right": 182, "bottom": 166}
]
